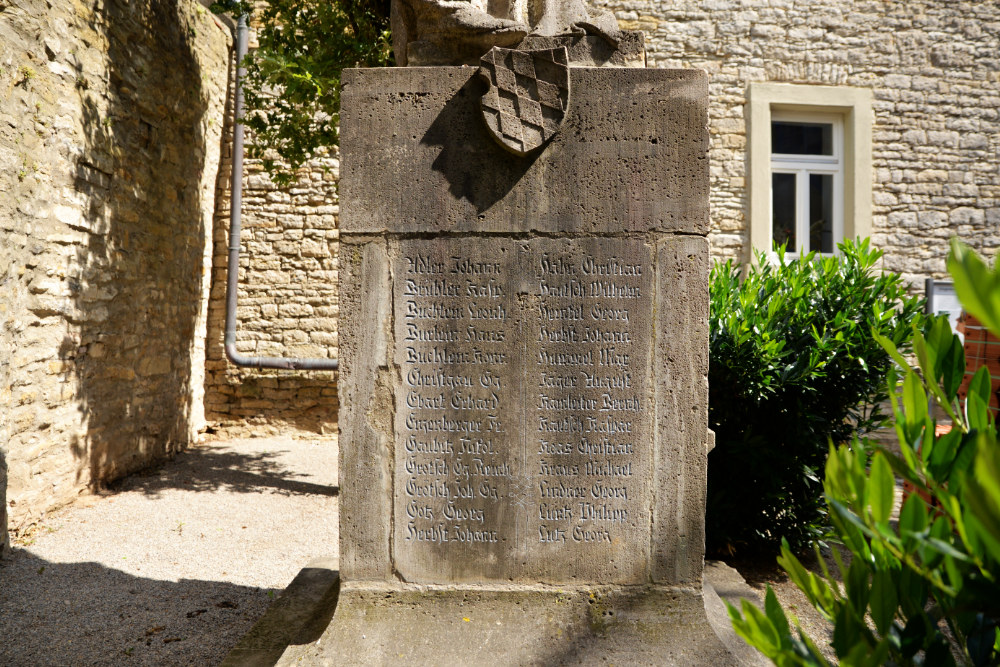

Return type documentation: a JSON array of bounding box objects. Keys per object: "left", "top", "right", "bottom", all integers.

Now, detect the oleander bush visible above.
[
  {"left": 707, "top": 238, "right": 925, "bottom": 555},
  {"left": 728, "top": 238, "right": 1000, "bottom": 666}
]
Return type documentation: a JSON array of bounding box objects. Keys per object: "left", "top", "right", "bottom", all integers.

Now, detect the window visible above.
[
  {"left": 770, "top": 113, "right": 843, "bottom": 256},
  {"left": 746, "top": 84, "right": 873, "bottom": 261}
]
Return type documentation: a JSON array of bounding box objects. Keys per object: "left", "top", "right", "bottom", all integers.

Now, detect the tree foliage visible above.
[
  {"left": 728, "top": 238, "right": 1000, "bottom": 667},
  {"left": 211, "top": 0, "right": 393, "bottom": 185}
]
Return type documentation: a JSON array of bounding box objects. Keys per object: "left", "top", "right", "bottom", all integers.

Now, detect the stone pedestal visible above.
[{"left": 284, "top": 66, "right": 735, "bottom": 665}]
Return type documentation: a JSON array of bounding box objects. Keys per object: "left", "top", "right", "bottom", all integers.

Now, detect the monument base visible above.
[{"left": 275, "top": 583, "right": 739, "bottom": 666}]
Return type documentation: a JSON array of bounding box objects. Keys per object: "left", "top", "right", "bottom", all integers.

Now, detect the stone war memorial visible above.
[{"left": 280, "top": 0, "right": 743, "bottom": 663}]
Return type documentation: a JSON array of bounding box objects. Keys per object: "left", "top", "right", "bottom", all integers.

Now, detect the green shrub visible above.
[
  {"left": 707, "top": 239, "right": 924, "bottom": 555},
  {"left": 728, "top": 238, "right": 1000, "bottom": 666}
]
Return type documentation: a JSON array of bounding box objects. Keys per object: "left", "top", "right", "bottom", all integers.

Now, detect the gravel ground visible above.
[
  {"left": 0, "top": 431, "right": 867, "bottom": 666},
  {"left": 0, "top": 435, "right": 339, "bottom": 667}
]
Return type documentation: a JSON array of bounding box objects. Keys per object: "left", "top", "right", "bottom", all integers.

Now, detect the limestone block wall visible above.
[
  {"left": 200, "top": 0, "right": 1000, "bottom": 439},
  {"left": 592, "top": 0, "right": 1000, "bottom": 282},
  {"left": 0, "top": 0, "right": 230, "bottom": 536},
  {"left": 201, "top": 78, "right": 340, "bottom": 436}
]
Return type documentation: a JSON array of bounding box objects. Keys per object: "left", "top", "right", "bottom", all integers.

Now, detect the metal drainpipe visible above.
[{"left": 224, "top": 14, "right": 339, "bottom": 371}]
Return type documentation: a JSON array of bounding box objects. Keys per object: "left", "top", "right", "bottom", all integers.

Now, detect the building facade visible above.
[{"left": 599, "top": 0, "right": 1000, "bottom": 283}]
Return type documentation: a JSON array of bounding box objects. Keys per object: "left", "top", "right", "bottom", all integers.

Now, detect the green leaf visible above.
[
  {"left": 901, "top": 371, "right": 928, "bottom": 441},
  {"left": 873, "top": 329, "right": 911, "bottom": 371},
  {"left": 882, "top": 450, "right": 920, "bottom": 490},
  {"left": 845, "top": 556, "right": 871, "bottom": 619},
  {"left": 868, "top": 452, "right": 895, "bottom": 525},
  {"left": 927, "top": 428, "right": 961, "bottom": 483},
  {"left": 940, "top": 330, "right": 966, "bottom": 399},
  {"left": 943, "top": 553, "right": 964, "bottom": 594},
  {"left": 966, "top": 366, "right": 992, "bottom": 433},
  {"left": 922, "top": 536, "right": 973, "bottom": 562},
  {"left": 764, "top": 586, "right": 792, "bottom": 640},
  {"left": 961, "top": 436, "right": 1000, "bottom": 564},
  {"left": 708, "top": 239, "right": 924, "bottom": 554},
  {"left": 870, "top": 568, "right": 898, "bottom": 636},
  {"left": 898, "top": 567, "right": 928, "bottom": 619},
  {"left": 734, "top": 598, "right": 781, "bottom": 655},
  {"left": 923, "top": 515, "right": 952, "bottom": 568},
  {"left": 229, "top": 0, "right": 394, "bottom": 184},
  {"left": 779, "top": 540, "right": 838, "bottom": 618},
  {"left": 912, "top": 330, "right": 937, "bottom": 392},
  {"left": 899, "top": 492, "right": 929, "bottom": 536},
  {"left": 947, "top": 434, "right": 980, "bottom": 486},
  {"left": 831, "top": 601, "right": 865, "bottom": 659},
  {"left": 948, "top": 237, "right": 1000, "bottom": 339}
]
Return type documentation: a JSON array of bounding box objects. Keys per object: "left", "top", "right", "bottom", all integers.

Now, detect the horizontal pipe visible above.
[{"left": 224, "top": 14, "right": 339, "bottom": 372}]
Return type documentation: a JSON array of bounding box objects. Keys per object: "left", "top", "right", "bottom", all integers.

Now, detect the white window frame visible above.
[
  {"left": 769, "top": 111, "right": 845, "bottom": 258},
  {"left": 746, "top": 83, "right": 874, "bottom": 264}
]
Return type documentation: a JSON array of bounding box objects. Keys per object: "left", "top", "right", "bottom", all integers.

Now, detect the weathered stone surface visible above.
[
  {"left": 652, "top": 235, "right": 710, "bottom": 585},
  {"left": 277, "top": 585, "right": 733, "bottom": 666},
  {"left": 340, "top": 67, "right": 709, "bottom": 235},
  {"left": 0, "top": 0, "right": 230, "bottom": 532},
  {"left": 391, "top": 0, "right": 621, "bottom": 66},
  {"left": 518, "top": 32, "right": 646, "bottom": 68},
  {"left": 703, "top": 562, "right": 769, "bottom": 667},
  {"left": 339, "top": 68, "right": 712, "bottom": 583},
  {"left": 201, "top": 93, "right": 339, "bottom": 437},
  {"left": 0, "top": 448, "right": 7, "bottom": 557},
  {"left": 329, "top": 64, "right": 726, "bottom": 663},
  {"left": 392, "top": 237, "right": 653, "bottom": 584},
  {"left": 221, "top": 557, "right": 340, "bottom": 667},
  {"left": 338, "top": 241, "right": 393, "bottom": 581}
]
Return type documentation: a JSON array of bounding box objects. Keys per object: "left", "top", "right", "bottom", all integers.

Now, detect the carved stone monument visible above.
[
  {"left": 277, "top": 17, "right": 741, "bottom": 665},
  {"left": 391, "top": 0, "right": 624, "bottom": 66}
]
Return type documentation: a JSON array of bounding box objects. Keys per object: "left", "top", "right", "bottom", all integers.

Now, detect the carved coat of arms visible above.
[{"left": 478, "top": 46, "right": 570, "bottom": 156}]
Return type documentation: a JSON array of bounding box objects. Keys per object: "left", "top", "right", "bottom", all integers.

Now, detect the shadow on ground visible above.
[
  {"left": 0, "top": 550, "right": 271, "bottom": 667},
  {"left": 107, "top": 446, "right": 339, "bottom": 499}
]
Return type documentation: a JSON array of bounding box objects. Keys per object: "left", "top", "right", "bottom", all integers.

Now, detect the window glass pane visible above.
[
  {"left": 809, "top": 174, "right": 834, "bottom": 254},
  {"left": 772, "top": 122, "right": 833, "bottom": 155},
  {"left": 772, "top": 173, "right": 796, "bottom": 251}
]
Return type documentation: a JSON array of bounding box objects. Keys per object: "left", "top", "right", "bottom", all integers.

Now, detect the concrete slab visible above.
[
  {"left": 221, "top": 558, "right": 340, "bottom": 667},
  {"left": 223, "top": 561, "right": 767, "bottom": 666},
  {"left": 703, "top": 561, "right": 769, "bottom": 667},
  {"left": 277, "top": 584, "right": 733, "bottom": 666}
]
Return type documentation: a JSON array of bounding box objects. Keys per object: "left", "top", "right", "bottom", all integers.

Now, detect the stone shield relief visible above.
[{"left": 478, "top": 46, "right": 570, "bottom": 156}]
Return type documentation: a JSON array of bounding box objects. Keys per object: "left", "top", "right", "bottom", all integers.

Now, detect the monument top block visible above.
[{"left": 340, "top": 67, "right": 709, "bottom": 236}]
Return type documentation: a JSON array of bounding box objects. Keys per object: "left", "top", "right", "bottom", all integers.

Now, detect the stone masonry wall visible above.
[
  {"left": 592, "top": 0, "right": 1000, "bottom": 282},
  {"left": 0, "top": 0, "right": 230, "bottom": 538},
  {"left": 201, "top": 51, "right": 339, "bottom": 437},
  {"left": 201, "top": 0, "right": 1000, "bottom": 438}
]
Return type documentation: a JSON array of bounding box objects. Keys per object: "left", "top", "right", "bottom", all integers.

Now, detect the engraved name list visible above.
[{"left": 393, "top": 238, "right": 653, "bottom": 582}]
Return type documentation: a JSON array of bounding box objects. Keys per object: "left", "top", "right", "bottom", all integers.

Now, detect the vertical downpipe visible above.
[{"left": 224, "top": 14, "right": 339, "bottom": 371}]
